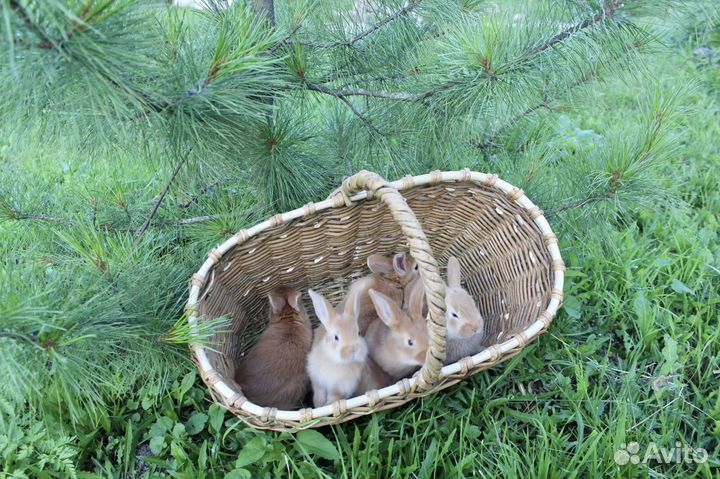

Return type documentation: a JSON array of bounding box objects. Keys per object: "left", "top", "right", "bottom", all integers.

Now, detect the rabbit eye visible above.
[
  {"left": 451, "top": 312, "right": 459, "bottom": 319},
  {"left": 407, "top": 339, "right": 414, "bottom": 347},
  {"left": 413, "top": 264, "right": 419, "bottom": 271},
  {"left": 334, "top": 334, "right": 339, "bottom": 341}
]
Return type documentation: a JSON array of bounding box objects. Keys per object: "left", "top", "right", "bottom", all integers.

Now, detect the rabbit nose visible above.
[
  {"left": 340, "top": 345, "right": 351, "bottom": 360},
  {"left": 461, "top": 324, "right": 477, "bottom": 337}
]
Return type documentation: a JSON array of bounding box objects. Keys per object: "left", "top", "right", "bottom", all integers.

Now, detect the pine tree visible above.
[{"left": 0, "top": 0, "right": 710, "bottom": 429}]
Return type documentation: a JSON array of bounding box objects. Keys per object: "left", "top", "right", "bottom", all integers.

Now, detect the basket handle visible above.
[{"left": 331, "top": 170, "right": 447, "bottom": 390}]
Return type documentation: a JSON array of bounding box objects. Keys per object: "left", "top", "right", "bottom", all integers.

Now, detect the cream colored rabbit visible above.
[
  {"left": 444, "top": 256, "right": 485, "bottom": 364},
  {"left": 306, "top": 289, "right": 368, "bottom": 407},
  {"left": 365, "top": 279, "right": 429, "bottom": 381},
  {"left": 342, "top": 252, "right": 419, "bottom": 335}
]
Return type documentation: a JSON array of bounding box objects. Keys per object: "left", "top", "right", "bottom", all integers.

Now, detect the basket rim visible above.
[{"left": 185, "top": 168, "right": 565, "bottom": 424}]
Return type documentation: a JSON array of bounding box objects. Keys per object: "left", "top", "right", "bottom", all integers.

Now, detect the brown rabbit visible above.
[
  {"left": 365, "top": 279, "right": 429, "bottom": 381},
  {"left": 234, "top": 286, "right": 313, "bottom": 410},
  {"left": 342, "top": 252, "right": 419, "bottom": 335},
  {"left": 444, "top": 257, "right": 485, "bottom": 364},
  {"left": 306, "top": 289, "right": 368, "bottom": 407}
]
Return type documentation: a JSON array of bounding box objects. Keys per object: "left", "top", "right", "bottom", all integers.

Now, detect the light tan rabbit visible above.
[
  {"left": 444, "top": 256, "right": 485, "bottom": 364},
  {"left": 354, "top": 356, "right": 392, "bottom": 395},
  {"left": 306, "top": 289, "right": 368, "bottom": 407},
  {"left": 234, "top": 286, "right": 313, "bottom": 410},
  {"left": 365, "top": 279, "right": 429, "bottom": 381},
  {"left": 342, "top": 252, "right": 419, "bottom": 335}
]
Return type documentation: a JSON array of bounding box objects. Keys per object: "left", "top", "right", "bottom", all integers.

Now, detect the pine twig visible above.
[
  {"left": 177, "top": 179, "right": 226, "bottom": 209},
  {"left": 336, "top": 72, "right": 415, "bottom": 90},
  {"left": 546, "top": 89, "right": 670, "bottom": 216},
  {"left": 3, "top": 201, "right": 217, "bottom": 231},
  {"left": 175, "top": 215, "right": 222, "bottom": 225},
  {"left": 6, "top": 212, "right": 76, "bottom": 226},
  {"left": 307, "top": 0, "right": 621, "bottom": 106},
  {"left": 11, "top": 0, "right": 98, "bottom": 50},
  {"left": 341, "top": 0, "right": 422, "bottom": 47},
  {"left": 136, "top": 146, "right": 194, "bottom": 241},
  {"left": 530, "top": 0, "right": 621, "bottom": 56},
  {"left": 472, "top": 67, "right": 600, "bottom": 151},
  {"left": 9, "top": 0, "right": 56, "bottom": 49},
  {"left": 306, "top": 83, "right": 384, "bottom": 134},
  {"left": 335, "top": 96, "right": 383, "bottom": 135},
  {"left": 268, "top": 21, "right": 304, "bottom": 54},
  {"left": 545, "top": 193, "right": 614, "bottom": 215},
  {"left": 306, "top": 83, "right": 417, "bottom": 102},
  {"left": 300, "top": 0, "right": 422, "bottom": 49},
  {"left": 546, "top": 170, "right": 622, "bottom": 215}
]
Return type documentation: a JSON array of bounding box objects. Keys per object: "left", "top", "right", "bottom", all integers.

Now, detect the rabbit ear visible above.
[
  {"left": 308, "top": 289, "right": 335, "bottom": 328},
  {"left": 286, "top": 289, "right": 302, "bottom": 311},
  {"left": 368, "top": 289, "right": 402, "bottom": 328},
  {"left": 343, "top": 289, "right": 362, "bottom": 322},
  {"left": 447, "top": 256, "right": 462, "bottom": 288},
  {"left": 407, "top": 278, "right": 425, "bottom": 318},
  {"left": 367, "top": 254, "right": 393, "bottom": 274},
  {"left": 267, "top": 291, "right": 286, "bottom": 314},
  {"left": 392, "top": 252, "right": 408, "bottom": 276}
]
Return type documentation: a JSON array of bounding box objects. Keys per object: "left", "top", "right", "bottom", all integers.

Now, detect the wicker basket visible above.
[{"left": 185, "top": 169, "right": 564, "bottom": 432}]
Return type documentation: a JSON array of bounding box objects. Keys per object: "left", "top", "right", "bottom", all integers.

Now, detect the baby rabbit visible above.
[
  {"left": 306, "top": 289, "right": 368, "bottom": 407},
  {"left": 234, "top": 286, "right": 313, "bottom": 410},
  {"left": 354, "top": 356, "right": 392, "bottom": 395},
  {"left": 343, "top": 252, "right": 419, "bottom": 335},
  {"left": 365, "top": 279, "right": 429, "bottom": 381},
  {"left": 444, "top": 257, "right": 485, "bottom": 364}
]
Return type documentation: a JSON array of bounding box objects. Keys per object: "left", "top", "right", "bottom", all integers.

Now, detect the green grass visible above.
[{"left": 2, "top": 16, "right": 719, "bottom": 479}]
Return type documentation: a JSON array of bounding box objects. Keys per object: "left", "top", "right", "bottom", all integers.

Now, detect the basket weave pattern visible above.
[{"left": 186, "top": 169, "right": 564, "bottom": 431}]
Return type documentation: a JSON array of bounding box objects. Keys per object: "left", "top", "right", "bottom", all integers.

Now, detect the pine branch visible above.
[
  {"left": 0, "top": 331, "right": 43, "bottom": 350},
  {"left": 546, "top": 168, "right": 623, "bottom": 215},
  {"left": 306, "top": 83, "right": 384, "bottom": 134},
  {"left": 544, "top": 85, "right": 673, "bottom": 217},
  {"left": 530, "top": 0, "right": 621, "bottom": 56},
  {"left": 175, "top": 214, "right": 222, "bottom": 225},
  {"left": 9, "top": 1, "right": 185, "bottom": 117},
  {"left": 1, "top": 196, "right": 75, "bottom": 226},
  {"left": 340, "top": 0, "right": 422, "bottom": 47},
  {"left": 41, "top": 0, "right": 95, "bottom": 49},
  {"left": 300, "top": 0, "right": 422, "bottom": 49},
  {"left": 177, "top": 179, "right": 226, "bottom": 209},
  {"left": 4, "top": 211, "right": 76, "bottom": 226},
  {"left": 472, "top": 67, "right": 600, "bottom": 151},
  {"left": 336, "top": 72, "right": 415, "bottom": 90},
  {"left": 250, "top": 0, "right": 276, "bottom": 127},
  {"left": 306, "top": 0, "right": 622, "bottom": 105},
  {"left": 9, "top": 0, "right": 56, "bottom": 49},
  {"left": 1, "top": 185, "right": 221, "bottom": 231},
  {"left": 268, "top": 21, "right": 304, "bottom": 55},
  {"left": 418, "top": 1, "right": 622, "bottom": 101},
  {"left": 545, "top": 191, "right": 615, "bottom": 215},
  {"left": 335, "top": 95, "right": 383, "bottom": 135},
  {"left": 136, "top": 146, "right": 194, "bottom": 241},
  {"left": 10, "top": 0, "right": 104, "bottom": 50},
  {"left": 305, "top": 82, "right": 416, "bottom": 102}
]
